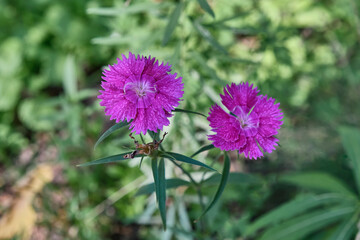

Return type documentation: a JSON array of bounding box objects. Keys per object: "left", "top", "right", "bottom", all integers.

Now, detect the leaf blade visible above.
[
  {"left": 63, "top": 55, "right": 77, "bottom": 100},
  {"left": 196, "top": 0, "right": 215, "bottom": 18},
  {"left": 162, "top": 2, "right": 183, "bottom": 46},
  {"left": 339, "top": 126, "right": 360, "bottom": 194},
  {"left": 328, "top": 213, "right": 358, "bottom": 240},
  {"left": 94, "top": 121, "right": 130, "bottom": 149},
  {"left": 158, "top": 158, "right": 167, "bottom": 229},
  {"left": 162, "top": 152, "right": 216, "bottom": 171},
  {"left": 152, "top": 158, "right": 159, "bottom": 197},
  {"left": 245, "top": 193, "right": 352, "bottom": 236},
  {"left": 259, "top": 206, "right": 355, "bottom": 240},
  {"left": 77, "top": 152, "right": 142, "bottom": 167},
  {"left": 173, "top": 108, "right": 207, "bottom": 118},
  {"left": 87, "top": 2, "right": 172, "bottom": 16},
  {"left": 280, "top": 171, "right": 357, "bottom": 199},
  {"left": 192, "top": 19, "right": 227, "bottom": 54},
  {"left": 190, "top": 144, "right": 215, "bottom": 158}
]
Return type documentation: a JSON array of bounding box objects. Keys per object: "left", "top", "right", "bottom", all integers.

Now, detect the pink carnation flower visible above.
[
  {"left": 208, "top": 82, "right": 283, "bottom": 159},
  {"left": 98, "top": 52, "right": 184, "bottom": 134}
]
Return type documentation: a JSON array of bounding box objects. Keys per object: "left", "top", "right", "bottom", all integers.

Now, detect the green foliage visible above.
[
  {"left": 245, "top": 193, "right": 353, "bottom": 237},
  {"left": 245, "top": 127, "right": 360, "bottom": 239},
  {"left": 162, "top": 2, "right": 184, "bottom": 46},
  {"left": 196, "top": 0, "right": 215, "bottom": 18},
  {"left": 280, "top": 172, "right": 357, "bottom": 199},
  {"left": 339, "top": 127, "right": 360, "bottom": 194},
  {"left": 259, "top": 206, "right": 355, "bottom": 240}
]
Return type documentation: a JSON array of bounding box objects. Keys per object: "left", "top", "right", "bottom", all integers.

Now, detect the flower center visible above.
[
  {"left": 232, "top": 106, "right": 259, "bottom": 136},
  {"left": 240, "top": 118, "right": 249, "bottom": 128},
  {"left": 132, "top": 81, "right": 154, "bottom": 97},
  {"left": 124, "top": 75, "right": 157, "bottom": 108}
]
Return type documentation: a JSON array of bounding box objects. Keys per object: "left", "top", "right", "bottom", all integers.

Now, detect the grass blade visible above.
[
  {"left": 259, "top": 206, "right": 355, "bottom": 240},
  {"left": 244, "top": 193, "right": 350, "bottom": 237},
  {"left": 162, "top": 2, "right": 183, "bottom": 46},
  {"left": 152, "top": 158, "right": 159, "bottom": 198},
  {"left": 63, "top": 55, "right": 77, "bottom": 101},
  {"left": 196, "top": 0, "right": 215, "bottom": 18},
  {"left": 77, "top": 152, "right": 142, "bottom": 167},
  {"left": 87, "top": 2, "right": 172, "bottom": 16},
  {"left": 192, "top": 19, "right": 227, "bottom": 54},
  {"left": 339, "top": 126, "right": 360, "bottom": 194},
  {"left": 280, "top": 172, "right": 357, "bottom": 199},
  {"left": 198, "top": 152, "right": 230, "bottom": 219},
  {"left": 158, "top": 158, "right": 167, "bottom": 229},
  {"left": 94, "top": 121, "right": 130, "bottom": 149},
  {"left": 173, "top": 108, "right": 207, "bottom": 118},
  {"left": 190, "top": 144, "right": 215, "bottom": 158},
  {"left": 162, "top": 152, "right": 216, "bottom": 171},
  {"left": 135, "top": 178, "right": 190, "bottom": 196},
  {"left": 328, "top": 213, "right": 358, "bottom": 240}
]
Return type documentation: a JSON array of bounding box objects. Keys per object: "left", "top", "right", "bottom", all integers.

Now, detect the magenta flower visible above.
[
  {"left": 208, "top": 82, "right": 283, "bottom": 159},
  {"left": 98, "top": 52, "right": 184, "bottom": 134}
]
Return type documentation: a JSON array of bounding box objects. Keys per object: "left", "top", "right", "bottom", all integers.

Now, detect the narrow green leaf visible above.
[
  {"left": 212, "top": 25, "right": 262, "bottom": 35},
  {"left": 205, "top": 13, "right": 249, "bottom": 26},
  {"left": 203, "top": 172, "right": 261, "bottom": 186},
  {"left": 87, "top": 2, "right": 172, "bottom": 16},
  {"left": 152, "top": 158, "right": 159, "bottom": 198},
  {"left": 136, "top": 178, "right": 190, "bottom": 196},
  {"left": 162, "top": 152, "right": 216, "bottom": 171},
  {"left": 192, "top": 20, "right": 227, "bottom": 54},
  {"left": 259, "top": 206, "right": 355, "bottom": 240},
  {"left": 328, "top": 212, "right": 358, "bottom": 240},
  {"left": 191, "top": 144, "right": 215, "bottom": 158},
  {"left": 63, "top": 55, "right": 77, "bottom": 100},
  {"left": 198, "top": 152, "right": 230, "bottom": 218},
  {"left": 94, "top": 121, "right": 130, "bottom": 149},
  {"left": 339, "top": 126, "right": 360, "bottom": 194},
  {"left": 158, "top": 158, "right": 167, "bottom": 229},
  {"left": 77, "top": 152, "right": 142, "bottom": 167},
  {"left": 173, "top": 108, "right": 207, "bottom": 118},
  {"left": 280, "top": 172, "right": 357, "bottom": 199},
  {"left": 245, "top": 193, "right": 350, "bottom": 236},
  {"left": 196, "top": 0, "right": 215, "bottom": 18},
  {"left": 162, "top": 2, "right": 183, "bottom": 46}
]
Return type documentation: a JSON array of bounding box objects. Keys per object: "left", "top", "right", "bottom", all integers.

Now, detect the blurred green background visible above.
[{"left": 1, "top": 0, "right": 360, "bottom": 239}]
